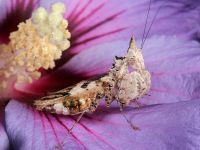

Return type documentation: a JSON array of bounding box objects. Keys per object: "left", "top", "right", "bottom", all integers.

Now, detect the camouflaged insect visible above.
[{"left": 34, "top": 37, "right": 151, "bottom": 115}]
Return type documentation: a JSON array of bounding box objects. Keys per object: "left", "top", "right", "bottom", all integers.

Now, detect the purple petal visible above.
[
  {"left": 60, "top": 0, "right": 200, "bottom": 56},
  {"left": 141, "top": 36, "right": 200, "bottom": 105},
  {"left": 5, "top": 99, "right": 200, "bottom": 150},
  {"left": 0, "top": 104, "right": 9, "bottom": 150}
]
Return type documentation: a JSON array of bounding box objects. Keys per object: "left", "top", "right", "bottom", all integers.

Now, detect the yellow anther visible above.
[
  {"left": 9, "top": 67, "right": 15, "bottom": 73},
  {"left": 17, "top": 75, "right": 26, "bottom": 83},
  {"left": 1, "top": 81, "right": 7, "bottom": 89},
  {"left": 27, "top": 67, "right": 35, "bottom": 72},
  {"left": 51, "top": 2, "right": 66, "bottom": 14},
  {"left": 31, "top": 72, "right": 41, "bottom": 79},
  {"left": 64, "top": 30, "right": 71, "bottom": 39},
  {"left": 61, "top": 20, "right": 69, "bottom": 28},
  {"left": 4, "top": 71, "right": 11, "bottom": 78},
  {"left": 0, "top": 2, "right": 70, "bottom": 90},
  {"left": 37, "top": 24, "right": 51, "bottom": 36},
  {"left": 58, "top": 40, "right": 70, "bottom": 50},
  {"left": 27, "top": 76, "right": 33, "bottom": 83},
  {"left": 17, "top": 60, "right": 25, "bottom": 66},
  {"left": 48, "top": 12, "right": 63, "bottom": 27},
  {"left": 51, "top": 29, "right": 64, "bottom": 42},
  {"left": 50, "top": 62, "right": 55, "bottom": 69},
  {"left": 32, "top": 7, "right": 48, "bottom": 24}
]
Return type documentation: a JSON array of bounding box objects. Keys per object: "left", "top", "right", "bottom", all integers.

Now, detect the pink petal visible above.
[
  {"left": 61, "top": 0, "right": 200, "bottom": 56},
  {"left": 1, "top": 0, "right": 199, "bottom": 52},
  {"left": 0, "top": 0, "right": 40, "bottom": 43},
  {"left": 0, "top": 104, "right": 9, "bottom": 150},
  {"left": 5, "top": 99, "right": 200, "bottom": 150},
  {"left": 2, "top": 0, "right": 200, "bottom": 105}
]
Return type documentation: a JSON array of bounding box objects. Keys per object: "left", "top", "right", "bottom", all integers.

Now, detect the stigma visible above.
[{"left": 0, "top": 3, "right": 70, "bottom": 90}]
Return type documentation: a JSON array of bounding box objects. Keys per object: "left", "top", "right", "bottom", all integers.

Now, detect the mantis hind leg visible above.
[{"left": 68, "top": 111, "right": 86, "bottom": 133}]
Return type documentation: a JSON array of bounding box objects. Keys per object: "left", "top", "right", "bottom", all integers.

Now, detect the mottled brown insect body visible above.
[
  {"left": 34, "top": 78, "right": 111, "bottom": 115},
  {"left": 34, "top": 37, "right": 151, "bottom": 115}
]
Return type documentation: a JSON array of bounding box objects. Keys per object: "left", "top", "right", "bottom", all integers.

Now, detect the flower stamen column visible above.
[{"left": 0, "top": 3, "right": 70, "bottom": 94}]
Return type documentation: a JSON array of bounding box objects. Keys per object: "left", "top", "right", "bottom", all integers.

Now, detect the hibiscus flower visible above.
[{"left": 1, "top": 0, "right": 200, "bottom": 150}]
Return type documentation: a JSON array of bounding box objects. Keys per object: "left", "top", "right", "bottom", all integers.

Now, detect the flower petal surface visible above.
[
  {"left": 0, "top": 104, "right": 9, "bottom": 150},
  {"left": 5, "top": 99, "right": 200, "bottom": 150}
]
